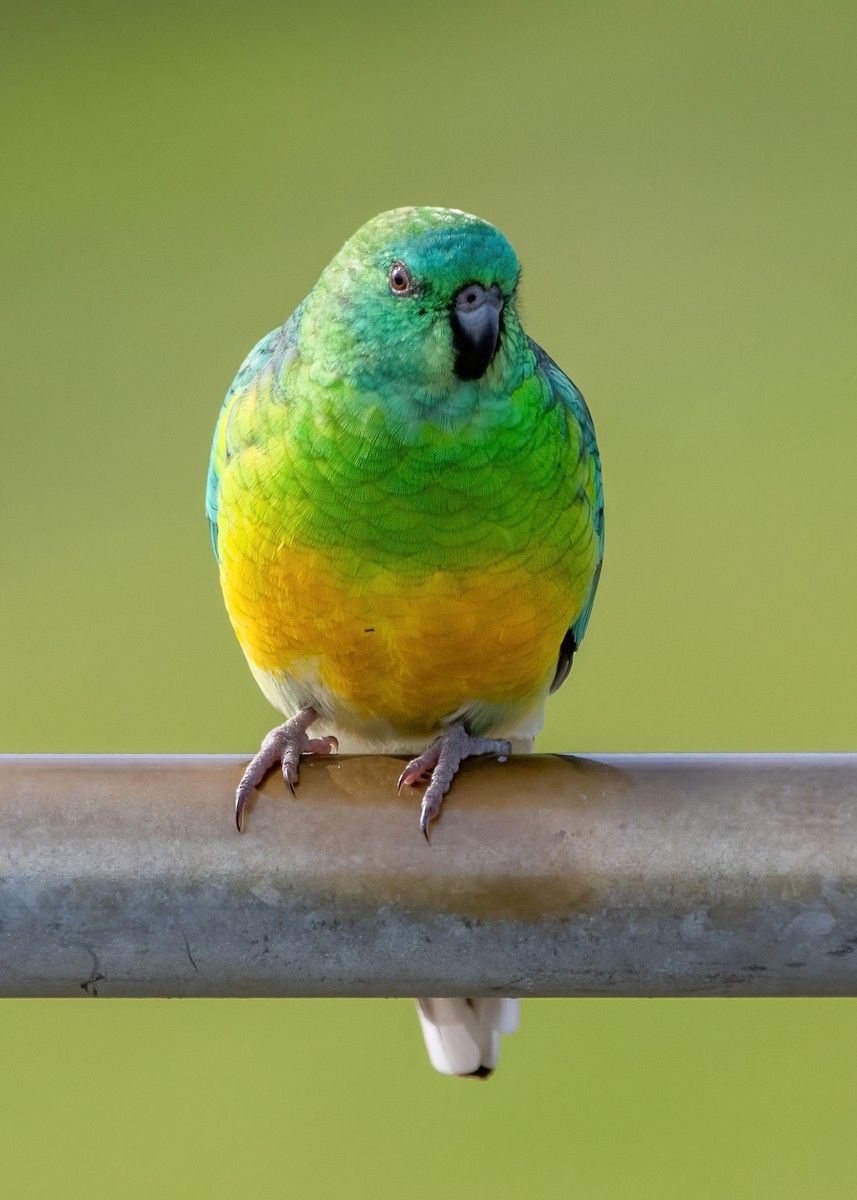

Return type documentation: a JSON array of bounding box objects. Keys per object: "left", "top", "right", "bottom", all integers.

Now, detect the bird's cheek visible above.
[{"left": 421, "top": 319, "right": 456, "bottom": 380}]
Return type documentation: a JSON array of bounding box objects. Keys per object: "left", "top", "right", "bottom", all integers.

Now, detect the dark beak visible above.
[{"left": 450, "top": 282, "right": 504, "bottom": 381}]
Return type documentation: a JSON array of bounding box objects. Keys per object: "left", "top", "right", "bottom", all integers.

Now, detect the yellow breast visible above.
[{"left": 220, "top": 532, "right": 582, "bottom": 739}]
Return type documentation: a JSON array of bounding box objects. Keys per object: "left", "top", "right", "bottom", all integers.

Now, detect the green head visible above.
[{"left": 303, "top": 207, "right": 524, "bottom": 403}]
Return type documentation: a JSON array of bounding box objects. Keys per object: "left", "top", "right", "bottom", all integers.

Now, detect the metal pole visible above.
[{"left": 1, "top": 753, "right": 855, "bottom": 998}]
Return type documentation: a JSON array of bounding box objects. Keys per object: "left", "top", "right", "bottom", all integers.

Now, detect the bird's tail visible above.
[{"left": 415, "top": 997, "right": 520, "bottom": 1078}]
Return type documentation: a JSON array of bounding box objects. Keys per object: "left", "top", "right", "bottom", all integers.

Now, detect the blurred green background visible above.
[{"left": 2, "top": 0, "right": 855, "bottom": 1195}]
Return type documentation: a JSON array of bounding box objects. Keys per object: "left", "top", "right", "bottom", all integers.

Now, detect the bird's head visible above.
[{"left": 305, "top": 207, "right": 524, "bottom": 405}]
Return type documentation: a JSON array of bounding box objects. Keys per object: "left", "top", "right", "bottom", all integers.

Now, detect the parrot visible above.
[{"left": 206, "top": 207, "right": 604, "bottom": 1077}]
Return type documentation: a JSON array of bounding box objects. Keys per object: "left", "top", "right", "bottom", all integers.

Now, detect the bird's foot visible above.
[
  {"left": 235, "top": 706, "right": 338, "bottom": 831},
  {"left": 397, "top": 723, "right": 512, "bottom": 839}
]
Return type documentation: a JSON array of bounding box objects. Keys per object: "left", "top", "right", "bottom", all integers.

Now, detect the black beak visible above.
[{"left": 450, "top": 282, "right": 504, "bottom": 381}]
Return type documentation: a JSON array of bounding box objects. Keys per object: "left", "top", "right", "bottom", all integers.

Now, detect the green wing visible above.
[
  {"left": 530, "top": 340, "right": 604, "bottom": 691},
  {"left": 205, "top": 311, "right": 300, "bottom": 561}
]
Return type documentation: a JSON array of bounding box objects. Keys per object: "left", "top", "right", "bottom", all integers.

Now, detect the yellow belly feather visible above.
[{"left": 220, "top": 532, "right": 580, "bottom": 736}]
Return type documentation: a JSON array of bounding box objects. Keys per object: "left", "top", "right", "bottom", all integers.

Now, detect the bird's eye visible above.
[{"left": 388, "top": 261, "right": 414, "bottom": 295}]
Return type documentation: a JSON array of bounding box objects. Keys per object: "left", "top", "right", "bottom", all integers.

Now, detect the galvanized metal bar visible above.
[{"left": 1, "top": 753, "right": 855, "bottom": 998}]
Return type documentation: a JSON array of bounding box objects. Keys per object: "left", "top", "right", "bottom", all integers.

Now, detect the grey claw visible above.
[
  {"left": 232, "top": 706, "right": 327, "bottom": 830},
  {"left": 401, "top": 724, "right": 514, "bottom": 835}
]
